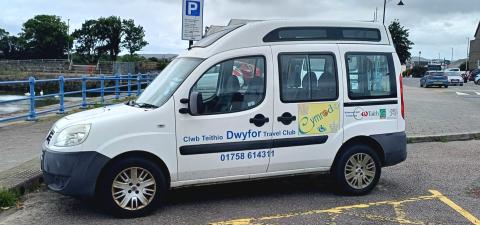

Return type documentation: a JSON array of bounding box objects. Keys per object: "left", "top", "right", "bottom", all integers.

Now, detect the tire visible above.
[
  {"left": 331, "top": 144, "right": 381, "bottom": 195},
  {"left": 97, "top": 157, "right": 167, "bottom": 218},
  {"left": 445, "top": 85, "right": 449, "bottom": 88}
]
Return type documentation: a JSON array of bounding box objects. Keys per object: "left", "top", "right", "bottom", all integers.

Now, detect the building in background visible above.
[{"left": 469, "top": 22, "right": 480, "bottom": 69}]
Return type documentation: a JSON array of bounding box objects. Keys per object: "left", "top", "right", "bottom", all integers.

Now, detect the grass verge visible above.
[{"left": 0, "top": 189, "right": 20, "bottom": 209}]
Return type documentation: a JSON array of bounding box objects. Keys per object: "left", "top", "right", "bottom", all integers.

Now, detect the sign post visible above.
[{"left": 182, "top": 0, "right": 204, "bottom": 48}]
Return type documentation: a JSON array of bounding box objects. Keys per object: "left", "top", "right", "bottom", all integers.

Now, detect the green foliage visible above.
[
  {"left": 71, "top": 19, "right": 100, "bottom": 63},
  {"left": 148, "top": 57, "right": 158, "bottom": 62},
  {"left": 0, "top": 189, "right": 19, "bottom": 208},
  {"left": 156, "top": 59, "right": 170, "bottom": 70},
  {"left": 459, "top": 62, "right": 472, "bottom": 71},
  {"left": 20, "top": 15, "right": 71, "bottom": 59},
  {"left": 0, "top": 28, "right": 26, "bottom": 59},
  {"left": 402, "top": 66, "right": 426, "bottom": 78},
  {"left": 2, "top": 15, "right": 149, "bottom": 62},
  {"left": 95, "top": 16, "right": 122, "bottom": 61},
  {"left": 72, "top": 17, "right": 148, "bottom": 62},
  {"left": 117, "top": 54, "right": 146, "bottom": 62},
  {"left": 0, "top": 28, "right": 8, "bottom": 58},
  {"left": 388, "top": 20, "right": 414, "bottom": 65},
  {"left": 122, "top": 19, "right": 148, "bottom": 55}
]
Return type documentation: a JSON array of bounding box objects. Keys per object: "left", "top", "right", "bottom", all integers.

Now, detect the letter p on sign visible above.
[{"left": 186, "top": 0, "right": 200, "bottom": 16}]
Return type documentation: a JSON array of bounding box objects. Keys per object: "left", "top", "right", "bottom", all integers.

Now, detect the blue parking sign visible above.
[
  {"left": 182, "top": 0, "right": 203, "bottom": 40},
  {"left": 186, "top": 0, "right": 200, "bottom": 16}
]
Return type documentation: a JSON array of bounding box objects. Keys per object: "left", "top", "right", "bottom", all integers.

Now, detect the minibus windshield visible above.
[{"left": 135, "top": 57, "right": 203, "bottom": 107}]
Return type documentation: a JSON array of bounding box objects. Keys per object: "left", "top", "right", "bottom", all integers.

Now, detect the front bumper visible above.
[
  {"left": 426, "top": 81, "right": 448, "bottom": 86},
  {"left": 41, "top": 149, "right": 110, "bottom": 197}
]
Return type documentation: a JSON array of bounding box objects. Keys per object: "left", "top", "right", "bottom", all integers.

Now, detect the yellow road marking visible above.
[
  {"left": 209, "top": 190, "right": 480, "bottom": 225},
  {"left": 429, "top": 190, "right": 480, "bottom": 225},
  {"left": 209, "top": 194, "right": 437, "bottom": 225}
]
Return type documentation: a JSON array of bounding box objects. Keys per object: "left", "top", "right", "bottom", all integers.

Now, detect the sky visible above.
[{"left": 0, "top": 0, "right": 479, "bottom": 60}]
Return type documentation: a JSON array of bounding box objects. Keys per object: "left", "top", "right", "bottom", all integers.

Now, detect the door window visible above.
[
  {"left": 191, "top": 56, "right": 266, "bottom": 114},
  {"left": 279, "top": 54, "right": 338, "bottom": 102},
  {"left": 346, "top": 53, "right": 396, "bottom": 99}
]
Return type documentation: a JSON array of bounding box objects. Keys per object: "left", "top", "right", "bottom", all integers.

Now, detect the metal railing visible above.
[{"left": 0, "top": 73, "right": 156, "bottom": 123}]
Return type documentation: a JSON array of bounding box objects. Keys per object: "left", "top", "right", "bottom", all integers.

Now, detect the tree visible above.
[
  {"left": 0, "top": 28, "right": 26, "bottom": 59},
  {"left": 95, "top": 16, "right": 122, "bottom": 61},
  {"left": 388, "top": 20, "right": 414, "bottom": 65},
  {"left": 72, "top": 19, "right": 101, "bottom": 63},
  {"left": 19, "top": 15, "right": 71, "bottom": 59},
  {"left": 122, "top": 19, "right": 148, "bottom": 55},
  {"left": 459, "top": 62, "right": 471, "bottom": 71},
  {"left": 0, "top": 28, "right": 9, "bottom": 58}
]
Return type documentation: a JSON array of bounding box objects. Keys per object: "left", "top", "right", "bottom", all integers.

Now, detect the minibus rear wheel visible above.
[
  {"left": 97, "top": 157, "right": 167, "bottom": 218},
  {"left": 331, "top": 144, "right": 381, "bottom": 195}
]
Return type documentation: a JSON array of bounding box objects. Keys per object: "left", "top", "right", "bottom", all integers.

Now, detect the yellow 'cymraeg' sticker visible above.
[{"left": 298, "top": 102, "right": 340, "bottom": 135}]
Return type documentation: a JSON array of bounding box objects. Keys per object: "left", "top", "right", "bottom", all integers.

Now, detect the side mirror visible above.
[{"left": 188, "top": 91, "right": 204, "bottom": 115}]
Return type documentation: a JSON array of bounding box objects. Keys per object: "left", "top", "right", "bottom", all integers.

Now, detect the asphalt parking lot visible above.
[
  {"left": 1, "top": 140, "right": 479, "bottom": 225},
  {"left": 403, "top": 78, "right": 480, "bottom": 136}
]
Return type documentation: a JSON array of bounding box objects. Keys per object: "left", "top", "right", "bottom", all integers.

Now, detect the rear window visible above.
[
  {"left": 264, "top": 27, "right": 381, "bottom": 42},
  {"left": 346, "top": 53, "right": 397, "bottom": 99}
]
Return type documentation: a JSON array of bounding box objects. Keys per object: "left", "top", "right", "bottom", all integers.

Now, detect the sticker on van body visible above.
[
  {"left": 345, "top": 107, "right": 398, "bottom": 120},
  {"left": 298, "top": 102, "right": 340, "bottom": 135}
]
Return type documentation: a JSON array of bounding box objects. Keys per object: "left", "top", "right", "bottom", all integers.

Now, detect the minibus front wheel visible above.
[
  {"left": 97, "top": 157, "right": 167, "bottom": 218},
  {"left": 331, "top": 144, "right": 381, "bottom": 195}
]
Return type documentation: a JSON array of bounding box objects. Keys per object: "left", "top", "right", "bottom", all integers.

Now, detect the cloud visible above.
[{"left": 0, "top": 0, "right": 478, "bottom": 59}]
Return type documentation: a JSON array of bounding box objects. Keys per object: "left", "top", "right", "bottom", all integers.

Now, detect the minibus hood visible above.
[
  {"left": 64, "top": 107, "right": 106, "bottom": 121},
  {"left": 55, "top": 104, "right": 144, "bottom": 130}
]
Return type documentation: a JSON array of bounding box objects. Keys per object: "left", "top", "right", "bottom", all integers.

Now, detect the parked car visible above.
[
  {"left": 468, "top": 69, "right": 480, "bottom": 81},
  {"left": 420, "top": 71, "right": 449, "bottom": 88},
  {"left": 475, "top": 75, "right": 480, "bottom": 85},
  {"left": 444, "top": 71, "right": 463, "bottom": 86},
  {"left": 445, "top": 68, "right": 460, "bottom": 72}
]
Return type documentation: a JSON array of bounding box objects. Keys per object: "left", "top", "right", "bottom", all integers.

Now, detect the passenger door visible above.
[
  {"left": 174, "top": 47, "right": 274, "bottom": 183},
  {"left": 268, "top": 44, "right": 345, "bottom": 173}
]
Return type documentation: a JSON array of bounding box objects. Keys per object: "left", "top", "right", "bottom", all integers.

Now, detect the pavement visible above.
[{"left": 1, "top": 140, "right": 479, "bottom": 225}]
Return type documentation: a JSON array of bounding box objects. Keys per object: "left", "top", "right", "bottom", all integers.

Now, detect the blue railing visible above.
[{"left": 0, "top": 73, "right": 156, "bottom": 123}]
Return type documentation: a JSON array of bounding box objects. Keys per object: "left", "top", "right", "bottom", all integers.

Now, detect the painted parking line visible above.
[
  {"left": 429, "top": 190, "right": 480, "bottom": 225},
  {"left": 456, "top": 92, "right": 470, "bottom": 96},
  {"left": 209, "top": 190, "right": 480, "bottom": 225}
]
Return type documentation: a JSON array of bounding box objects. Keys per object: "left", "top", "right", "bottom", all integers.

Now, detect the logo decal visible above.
[{"left": 298, "top": 102, "right": 340, "bottom": 135}]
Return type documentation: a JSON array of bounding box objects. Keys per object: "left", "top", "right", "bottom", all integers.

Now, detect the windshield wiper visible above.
[{"left": 127, "top": 101, "right": 158, "bottom": 109}]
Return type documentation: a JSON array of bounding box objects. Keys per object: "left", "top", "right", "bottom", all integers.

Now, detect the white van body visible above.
[{"left": 41, "top": 20, "right": 406, "bottom": 216}]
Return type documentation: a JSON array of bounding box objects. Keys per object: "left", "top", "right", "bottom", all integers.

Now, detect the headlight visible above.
[{"left": 54, "top": 124, "right": 91, "bottom": 147}]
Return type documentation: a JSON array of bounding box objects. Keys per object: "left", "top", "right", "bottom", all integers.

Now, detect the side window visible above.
[
  {"left": 279, "top": 54, "right": 337, "bottom": 102},
  {"left": 191, "top": 56, "right": 266, "bottom": 115},
  {"left": 346, "top": 53, "right": 396, "bottom": 99}
]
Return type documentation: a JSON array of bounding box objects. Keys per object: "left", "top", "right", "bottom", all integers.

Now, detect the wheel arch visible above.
[
  {"left": 332, "top": 136, "right": 385, "bottom": 170},
  {"left": 96, "top": 150, "right": 172, "bottom": 192}
]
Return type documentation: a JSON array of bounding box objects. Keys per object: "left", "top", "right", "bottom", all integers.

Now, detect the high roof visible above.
[{"left": 182, "top": 20, "right": 392, "bottom": 59}]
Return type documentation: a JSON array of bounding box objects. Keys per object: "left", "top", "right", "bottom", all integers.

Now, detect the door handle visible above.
[
  {"left": 277, "top": 112, "right": 296, "bottom": 125},
  {"left": 250, "top": 114, "right": 269, "bottom": 127}
]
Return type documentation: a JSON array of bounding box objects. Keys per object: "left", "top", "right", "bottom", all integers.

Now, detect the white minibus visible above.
[{"left": 41, "top": 20, "right": 407, "bottom": 217}]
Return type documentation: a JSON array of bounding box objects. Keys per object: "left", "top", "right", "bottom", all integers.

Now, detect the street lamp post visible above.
[
  {"left": 466, "top": 37, "right": 470, "bottom": 71},
  {"left": 67, "top": 19, "right": 70, "bottom": 62},
  {"left": 383, "top": 0, "right": 405, "bottom": 24},
  {"left": 418, "top": 51, "right": 421, "bottom": 66}
]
